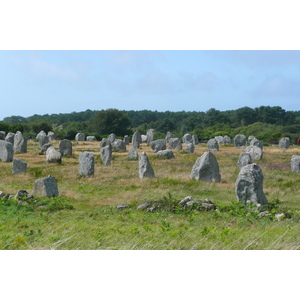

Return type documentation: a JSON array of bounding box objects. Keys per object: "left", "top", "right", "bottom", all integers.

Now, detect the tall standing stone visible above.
[
  {"left": 14, "top": 131, "right": 27, "bottom": 153},
  {"left": 59, "top": 139, "right": 73, "bottom": 156},
  {"left": 139, "top": 152, "right": 155, "bottom": 178},
  {"left": 279, "top": 137, "right": 290, "bottom": 149},
  {"left": 207, "top": 138, "right": 219, "bottom": 151},
  {"left": 101, "top": 144, "right": 112, "bottom": 166},
  {"left": 79, "top": 151, "right": 94, "bottom": 177},
  {"left": 123, "top": 135, "right": 129, "bottom": 145},
  {"left": 12, "top": 158, "right": 27, "bottom": 175},
  {"left": 146, "top": 129, "right": 155, "bottom": 144},
  {"left": 235, "top": 163, "right": 268, "bottom": 205},
  {"left": 75, "top": 133, "right": 85, "bottom": 141},
  {"left": 132, "top": 131, "right": 142, "bottom": 149},
  {"left": 234, "top": 134, "right": 246, "bottom": 148},
  {"left": 33, "top": 176, "right": 59, "bottom": 198},
  {"left": 291, "top": 155, "right": 300, "bottom": 173},
  {"left": 190, "top": 151, "right": 221, "bottom": 182},
  {"left": 0, "top": 140, "right": 13, "bottom": 162}
]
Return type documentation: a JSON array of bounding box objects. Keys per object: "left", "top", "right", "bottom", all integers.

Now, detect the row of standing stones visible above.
[{"left": 0, "top": 130, "right": 298, "bottom": 215}]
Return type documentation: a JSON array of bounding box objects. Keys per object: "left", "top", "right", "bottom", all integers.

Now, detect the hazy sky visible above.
[{"left": 1, "top": 50, "right": 300, "bottom": 121}]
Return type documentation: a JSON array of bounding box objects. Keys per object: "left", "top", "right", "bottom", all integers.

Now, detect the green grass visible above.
[{"left": 1, "top": 140, "right": 300, "bottom": 249}]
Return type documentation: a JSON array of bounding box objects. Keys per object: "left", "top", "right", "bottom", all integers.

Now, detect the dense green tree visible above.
[{"left": 92, "top": 109, "right": 132, "bottom": 136}]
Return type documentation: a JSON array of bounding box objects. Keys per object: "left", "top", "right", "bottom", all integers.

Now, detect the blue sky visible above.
[{"left": 1, "top": 50, "right": 300, "bottom": 121}]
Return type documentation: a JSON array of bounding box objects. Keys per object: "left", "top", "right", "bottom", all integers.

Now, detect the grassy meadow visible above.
[{"left": 1, "top": 139, "right": 300, "bottom": 250}]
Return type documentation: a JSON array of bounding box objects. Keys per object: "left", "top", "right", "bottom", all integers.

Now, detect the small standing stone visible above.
[
  {"left": 86, "top": 136, "right": 97, "bottom": 141},
  {"left": 234, "top": 134, "right": 246, "bottom": 148},
  {"left": 185, "top": 142, "right": 194, "bottom": 153},
  {"left": 132, "top": 131, "right": 142, "bottom": 149},
  {"left": 168, "top": 138, "right": 182, "bottom": 150},
  {"left": 14, "top": 131, "right": 27, "bottom": 153},
  {"left": 123, "top": 135, "right": 129, "bottom": 145},
  {"left": 182, "top": 134, "right": 192, "bottom": 144},
  {"left": 128, "top": 147, "right": 138, "bottom": 160},
  {"left": 101, "top": 144, "right": 112, "bottom": 166},
  {"left": 150, "top": 139, "right": 166, "bottom": 153},
  {"left": 156, "top": 150, "right": 175, "bottom": 159},
  {"left": 33, "top": 176, "right": 59, "bottom": 198},
  {"left": 111, "top": 139, "right": 126, "bottom": 151},
  {"left": 46, "top": 146, "right": 62, "bottom": 164},
  {"left": 207, "top": 138, "right": 219, "bottom": 151},
  {"left": 12, "top": 158, "right": 27, "bottom": 175},
  {"left": 75, "top": 133, "right": 85, "bottom": 141},
  {"left": 279, "top": 137, "right": 290, "bottom": 149},
  {"left": 79, "top": 151, "right": 94, "bottom": 177},
  {"left": 237, "top": 152, "right": 252, "bottom": 169},
  {"left": 139, "top": 152, "right": 155, "bottom": 178},
  {"left": 291, "top": 155, "right": 300, "bottom": 173},
  {"left": 59, "top": 139, "right": 72, "bottom": 156},
  {"left": 0, "top": 140, "right": 13, "bottom": 162},
  {"left": 245, "top": 145, "right": 263, "bottom": 160}
]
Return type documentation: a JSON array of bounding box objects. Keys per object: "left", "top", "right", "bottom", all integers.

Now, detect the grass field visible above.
[{"left": 1, "top": 139, "right": 300, "bottom": 250}]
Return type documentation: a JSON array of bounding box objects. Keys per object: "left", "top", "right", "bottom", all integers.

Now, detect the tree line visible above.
[{"left": 1, "top": 106, "right": 300, "bottom": 144}]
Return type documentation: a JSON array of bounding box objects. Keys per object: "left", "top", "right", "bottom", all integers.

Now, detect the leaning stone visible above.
[
  {"left": 279, "top": 137, "right": 290, "bottom": 149},
  {"left": 75, "top": 133, "right": 85, "bottom": 141},
  {"left": 182, "top": 134, "right": 192, "bottom": 144},
  {"left": 291, "top": 155, "right": 300, "bottom": 173},
  {"left": 0, "top": 140, "right": 13, "bottom": 162},
  {"left": 207, "top": 138, "right": 219, "bottom": 151},
  {"left": 190, "top": 151, "right": 221, "bottom": 182},
  {"left": 5, "top": 132, "right": 15, "bottom": 144},
  {"left": 12, "top": 158, "right": 27, "bottom": 175},
  {"left": 168, "top": 138, "right": 182, "bottom": 150},
  {"left": 185, "top": 142, "right": 194, "bottom": 153},
  {"left": 128, "top": 147, "right": 138, "bottom": 160},
  {"left": 46, "top": 147, "right": 62, "bottom": 164},
  {"left": 235, "top": 163, "right": 268, "bottom": 205},
  {"left": 101, "top": 144, "right": 112, "bottom": 166},
  {"left": 156, "top": 150, "right": 175, "bottom": 159},
  {"left": 13, "top": 131, "right": 27, "bottom": 153},
  {"left": 237, "top": 152, "right": 252, "bottom": 169},
  {"left": 139, "top": 152, "right": 155, "bottom": 178},
  {"left": 234, "top": 134, "right": 246, "bottom": 148},
  {"left": 59, "top": 139, "right": 72, "bottom": 156},
  {"left": 79, "top": 151, "right": 94, "bottom": 177},
  {"left": 150, "top": 139, "right": 166, "bottom": 153},
  {"left": 111, "top": 139, "right": 126, "bottom": 151},
  {"left": 245, "top": 145, "right": 263, "bottom": 160},
  {"left": 33, "top": 176, "right": 59, "bottom": 198},
  {"left": 86, "top": 136, "right": 97, "bottom": 141}
]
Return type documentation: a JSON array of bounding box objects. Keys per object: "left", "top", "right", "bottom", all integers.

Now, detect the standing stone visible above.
[
  {"left": 101, "top": 144, "right": 112, "bottom": 166},
  {"left": 0, "top": 140, "right": 13, "bottom": 162},
  {"left": 123, "top": 135, "right": 129, "bottom": 145},
  {"left": 39, "top": 134, "right": 49, "bottom": 148},
  {"left": 100, "top": 138, "right": 110, "bottom": 148},
  {"left": 111, "top": 139, "right": 126, "bottom": 151},
  {"left": 33, "top": 176, "right": 59, "bottom": 198},
  {"left": 14, "top": 131, "right": 27, "bottom": 153},
  {"left": 168, "top": 138, "right": 182, "bottom": 150},
  {"left": 291, "top": 155, "right": 300, "bottom": 173},
  {"left": 59, "top": 139, "right": 72, "bottom": 156},
  {"left": 182, "top": 134, "right": 192, "bottom": 144},
  {"left": 0, "top": 131, "right": 6, "bottom": 140},
  {"left": 185, "top": 142, "right": 194, "bottom": 153},
  {"left": 248, "top": 136, "right": 256, "bottom": 144},
  {"left": 139, "top": 152, "right": 155, "bottom": 178},
  {"left": 86, "top": 136, "right": 97, "bottom": 141},
  {"left": 190, "top": 151, "right": 221, "bottom": 182},
  {"left": 150, "top": 139, "right": 166, "bottom": 153},
  {"left": 12, "top": 158, "right": 27, "bottom": 175},
  {"left": 141, "top": 135, "right": 148, "bottom": 143},
  {"left": 146, "top": 129, "right": 155, "bottom": 144},
  {"left": 192, "top": 135, "right": 199, "bottom": 145},
  {"left": 279, "top": 137, "right": 290, "bottom": 149},
  {"left": 47, "top": 131, "right": 56, "bottom": 141},
  {"left": 156, "top": 150, "right": 175, "bottom": 159},
  {"left": 79, "top": 151, "right": 94, "bottom": 177},
  {"left": 207, "top": 138, "right": 219, "bottom": 151},
  {"left": 40, "top": 143, "right": 52, "bottom": 154},
  {"left": 223, "top": 136, "right": 232, "bottom": 145},
  {"left": 165, "top": 132, "right": 177, "bottom": 143},
  {"left": 108, "top": 133, "right": 116, "bottom": 143},
  {"left": 132, "top": 131, "right": 142, "bottom": 149},
  {"left": 234, "top": 134, "right": 246, "bottom": 148},
  {"left": 46, "top": 146, "right": 62, "bottom": 164},
  {"left": 245, "top": 145, "right": 263, "bottom": 160},
  {"left": 237, "top": 152, "right": 252, "bottom": 169},
  {"left": 5, "top": 132, "right": 15, "bottom": 144},
  {"left": 75, "top": 133, "right": 85, "bottom": 141},
  {"left": 235, "top": 163, "right": 268, "bottom": 205},
  {"left": 250, "top": 138, "right": 263, "bottom": 149},
  {"left": 36, "top": 131, "right": 46, "bottom": 140},
  {"left": 128, "top": 147, "right": 138, "bottom": 160}
]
